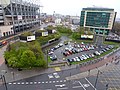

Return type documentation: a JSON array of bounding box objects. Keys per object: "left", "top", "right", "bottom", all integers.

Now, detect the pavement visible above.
[{"left": 0, "top": 44, "right": 120, "bottom": 85}]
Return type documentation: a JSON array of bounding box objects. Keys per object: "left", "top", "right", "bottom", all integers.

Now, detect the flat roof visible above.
[{"left": 82, "top": 7, "right": 114, "bottom": 11}]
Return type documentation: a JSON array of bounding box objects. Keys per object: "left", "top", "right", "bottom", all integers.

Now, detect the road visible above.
[{"left": 0, "top": 67, "right": 105, "bottom": 90}]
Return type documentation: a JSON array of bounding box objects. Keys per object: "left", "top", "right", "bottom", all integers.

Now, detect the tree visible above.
[
  {"left": 20, "top": 50, "right": 36, "bottom": 68},
  {"left": 112, "top": 22, "right": 120, "bottom": 35}
]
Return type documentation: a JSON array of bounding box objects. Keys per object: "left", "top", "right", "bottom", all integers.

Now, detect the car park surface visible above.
[{"left": 47, "top": 40, "right": 114, "bottom": 65}]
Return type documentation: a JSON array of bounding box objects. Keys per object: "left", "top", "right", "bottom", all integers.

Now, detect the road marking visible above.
[
  {"left": 13, "top": 83, "right": 16, "bottom": 85},
  {"left": 49, "top": 81, "right": 52, "bottom": 83},
  {"left": 8, "top": 83, "right": 12, "bottom": 85},
  {"left": 55, "top": 67, "right": 61, "bottom": 71},
  {"left": 34, "top": 82, "right": 37, "bottom": 84},
  {"left": 57, "top": 87, "right": 68, "bottom": 90},
  {"left": 64, "top": 80, "right": 66, "bottom": 82},
  {"left": 55, "top": 84, "right": 66, "bottom": 87},
  {"left": 30, "top": 82, "right": 33, "bottom": 84},
  {"left": 38, "top": 82, "right": 41, "bottom": 84},
  {"left": 60, "top": 80, "right": 63, "bottom": 82},
  {"left": 72, "top": 86, "right": 82, "bottom": 88},
  {"left": 53, "top": 81, "right": 56, "bottom": 83},
  {"left": 21, "top": 82, "right": 24, "bottom": 84},
  {"left": 42, "top": 82, "right": 44, "bottom": 83},
  {"left": 78, "top": 81, "right": 86, "bottom": 90},
  {"left": 46, "top": 89, "right": 52, "bottom": 90},
  {"left": 8, "top": 79, "right": 67, "bottom": 85},
  {"left": 48, "top": 74, "right": 54, "bottom": 79},
  {"left": 17, "top": 83, "right": 20, "bottom": 84},
  {"left": 85, "top": 78, "right": 97, "bottom": 90},
  {"left": 83, "top": 84, "right": 90, "bottom": 87},
  {"left": 26, "top": 82, "right": 29, "bottom": 84},
  {"left": 46, "top": 81, "right": 48, "bottom": 83}
]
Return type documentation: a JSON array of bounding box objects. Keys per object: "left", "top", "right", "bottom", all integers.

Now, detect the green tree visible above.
[{"left": 20, "top": 50, "right": 36, "bottom": 68}]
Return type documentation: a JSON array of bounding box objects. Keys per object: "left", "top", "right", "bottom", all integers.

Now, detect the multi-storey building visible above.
[
  {"left": 0, "top": 0, "right": 40, "bottom": 38},
  {"left": 80, "top": 7, "right": 116, "bottom": 35}
]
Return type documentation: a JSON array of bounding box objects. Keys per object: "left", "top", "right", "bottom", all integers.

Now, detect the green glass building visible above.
[{"left": 80, "top": 7, "right": 116, "bottom": 35}]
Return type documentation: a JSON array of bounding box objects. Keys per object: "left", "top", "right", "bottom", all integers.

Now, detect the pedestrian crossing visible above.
[{"left": 8, "top": 80, "right": 67, "bottom": 85}]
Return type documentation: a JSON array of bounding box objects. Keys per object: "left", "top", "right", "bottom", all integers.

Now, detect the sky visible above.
[{"left": 26, "top": 0, "right": 120, "bottom": 18}]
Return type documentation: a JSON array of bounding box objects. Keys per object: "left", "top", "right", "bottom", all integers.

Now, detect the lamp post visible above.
[
  {"left": 46, "top": 50, "right": 48, "bottom": 68},
  {"left": 94, "top": 70, "right": 100, "bottom": 88},
  {"left": 2, "top": 75, "right": 8, "bottom": 90}
]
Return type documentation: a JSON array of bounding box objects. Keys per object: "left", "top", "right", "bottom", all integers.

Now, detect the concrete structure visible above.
[
  {"left": 80, "top": 7, "right": 116, "bottom": 35},
  {"left": 0, "top": 0, "right": 40, "bottom": 38}
]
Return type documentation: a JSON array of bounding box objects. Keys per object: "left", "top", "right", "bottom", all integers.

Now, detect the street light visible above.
[
  {"left": 46, "top": 50, "right": 48, "bottom": 68},
  {"left": 94, "top": 69, "right": 102, "bottom": 89},
  {"left": 1, "top": 75, "right": 8, "bottom": 90}
]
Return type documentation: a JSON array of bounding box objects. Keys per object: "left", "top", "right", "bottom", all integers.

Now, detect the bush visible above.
[{"left": 4, "top": 41, "right": 47, "bottom": 69}]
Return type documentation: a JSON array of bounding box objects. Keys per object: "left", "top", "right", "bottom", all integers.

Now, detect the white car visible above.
[{"left": 53, "top": 73, "right": 60, "bottom": 78}]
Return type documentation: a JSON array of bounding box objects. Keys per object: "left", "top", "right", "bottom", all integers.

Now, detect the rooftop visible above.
[{"left": 82, "top": 7, "right": 114, "bottom": 11}]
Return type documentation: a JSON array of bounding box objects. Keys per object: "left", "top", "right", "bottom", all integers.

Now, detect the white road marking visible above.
[
  {"left": 60, "top": 80, "right": 63, "bottom": 82},
  {"left": 64, "top": 80, "right": 66, "bottom": 82},
  {"left": 17, "top": 83, "right": 20, "bottom": 84},
  {"left": 9, "top": 83, "right": 12, "bottom": 85},
  {"left": 57, "top": 87, "right": 68, "bottom": 90},
  {"left": 46, "top": 89, "right": 52, "bottom": 90},
  {"left": 30, "top": 82, "right": 33, "bottom": 84},
  {"left": 53, "top": 81, "right": 56, "bottom": 83},
  {"left": 46, "top": 81, "right": 48, "bottom": 83},
  {"left": 72, "top": 86, "right": 82, "bottom": 88},
  {"left": 21, "top": 82, "right": 24, "bottom": 84},
  {"left": 85, "top": 78, "right": 97, "bottom": 90},
  {"left": 49, "top": 81, "right": 52, "bottom": 83},
  {"left": 13, "top": 83, "right": 16, "bottom": 85},
  {"left": 34, "top": 82, "right": 37, "bottom": 84},
  {"left": 26, "top": 82, "right": 29, "bottom": 84},
  {"left": 8, "top": 79, "right": 67, "bottom": 85},
  {"left": 38, "top": 82, "right": 41, "bottom": 84},
  {"left": 78, "top": 81, "right": 86, "bottom": 90},
  {"left": 55, "top": 84, "right": 66, "bottom": 87},
  {"left": 42, "top": 82, "right": 44, "bottom": 83}
]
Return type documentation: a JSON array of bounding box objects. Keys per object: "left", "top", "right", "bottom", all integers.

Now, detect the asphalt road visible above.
[{"left": 0, "top": 67, "right": 106, "bottom": 90}]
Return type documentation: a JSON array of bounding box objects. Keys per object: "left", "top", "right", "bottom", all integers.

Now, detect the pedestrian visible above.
[{"left": 106, "top": 63, "right": 108, "bottom": 66}]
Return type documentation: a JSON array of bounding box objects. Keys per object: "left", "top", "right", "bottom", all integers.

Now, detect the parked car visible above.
[{"left": 50, "top": 54, "right": 57, "bottom": 61}]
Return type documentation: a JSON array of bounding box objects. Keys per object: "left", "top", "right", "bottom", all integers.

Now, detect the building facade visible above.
[
  {"left": 80, "top": 7, "right": 116, "bottom": 35},
  {"left": 0, "top": 0, "right": 40, "bottom": 37}
]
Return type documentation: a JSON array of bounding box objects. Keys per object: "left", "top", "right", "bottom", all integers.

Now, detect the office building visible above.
[{"left": 80, "top": 7, "right": 116, "bottom": 35}]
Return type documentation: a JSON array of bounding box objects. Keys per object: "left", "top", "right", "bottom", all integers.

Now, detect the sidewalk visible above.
[{"left": 0, "top": 46, "right": 120, "bottom": 83}]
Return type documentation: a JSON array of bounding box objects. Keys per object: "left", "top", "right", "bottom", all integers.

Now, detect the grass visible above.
[
  {"left": 48, "top": 57, "right": 52, "bottom": 63},
  {"left": 104, "top": 41, "right": 120, "bottom": 45}
]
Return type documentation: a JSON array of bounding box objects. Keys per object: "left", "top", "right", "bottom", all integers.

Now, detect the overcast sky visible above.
[{"left": 33, "top": 0, "right": 120, "bottom": 18}]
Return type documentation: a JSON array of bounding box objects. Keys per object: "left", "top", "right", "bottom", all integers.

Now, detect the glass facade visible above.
[
  {"left": 85, "top": 12, "right": 110, "bottom": 28},
  {"left": 80, "top": 11, "right": 85, "bottom": 26},
  {"left": 80, "top": 8, "right": 116, "bottom": 35}
]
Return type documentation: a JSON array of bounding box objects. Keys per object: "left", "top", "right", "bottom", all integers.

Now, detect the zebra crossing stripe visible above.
[{"left": 8, "top": 79, "right": 67, "bottom": 85}]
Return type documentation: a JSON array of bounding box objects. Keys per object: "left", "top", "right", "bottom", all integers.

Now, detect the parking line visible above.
[
  {"left": 85, "top": 78, "right": 97, "bottom": 90},
  {"left": 72, "top": 86, "right": 82, "bottom": 89},
  {"left": 57, "top": 87, "right": 68, "bottom": 90},
  {"left": 78, "top": 81, "right": 86, "bottom": 90}
]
